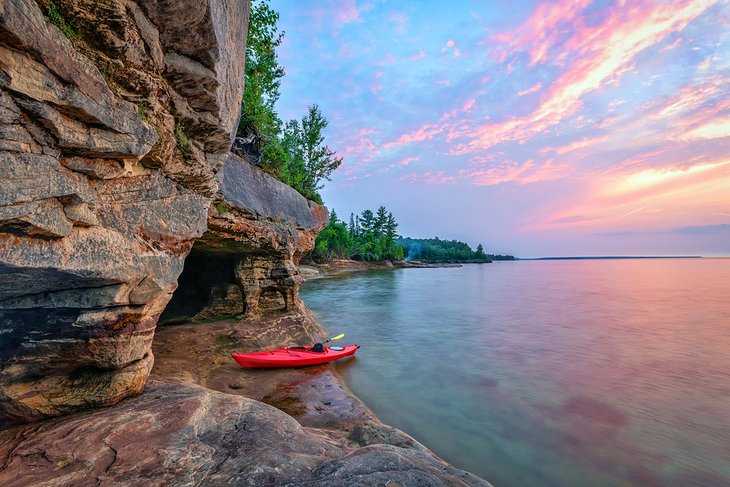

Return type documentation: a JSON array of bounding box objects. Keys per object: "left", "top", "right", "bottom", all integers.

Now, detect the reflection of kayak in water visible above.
[{"left": 232, "top": 344, "right": 359, "bottom": 368}]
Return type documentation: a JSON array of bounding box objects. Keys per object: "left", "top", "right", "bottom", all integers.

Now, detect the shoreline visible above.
[
  {"left": 148, "top": 308, "right": 492, "bottom": 485},
  {"left": 0, "top": 307, "right": 491, "bottom": 486},
  {"left": 300, "top": 258, "right": 466, "bottom": 278}
]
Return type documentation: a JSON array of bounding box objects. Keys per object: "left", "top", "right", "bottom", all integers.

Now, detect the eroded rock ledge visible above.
[{"left": 160, "top": 152, "right": 328, "bottom": 325}]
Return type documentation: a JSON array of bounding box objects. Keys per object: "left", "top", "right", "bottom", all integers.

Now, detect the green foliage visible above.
[
  {"left": 396, "top": 238, "right": 512, "bottom": 262},
  {"left": 299, "top": 105, "right": 343, "bottom": 192},
  {"left": 44, "top": 1, "right": 78, "bottom": 41},
  {"left": 475, "top": 243, "right": 486, "bottom": 259},
  {"left": 237, "top": 1, "right": 341, "bottom": 204},
  {"left": 137, "top": 104, "right": 148, "bottom": 121},
  {"left": 239, "top": 0, "right": 285, "bottom": 142},
  {"left": 313, "top": 206, "right": 402, "bottom": 262},
  {"left": 215, "top": 202, "right": 230, "bottom": 214},
  {"left": 174, "top": 124, "right": 190, "bottom": 154}
]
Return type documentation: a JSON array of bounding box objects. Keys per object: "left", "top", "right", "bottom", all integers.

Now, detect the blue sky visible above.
[{"left": 274, "top": 0, "right": 730, "bottom": 257}]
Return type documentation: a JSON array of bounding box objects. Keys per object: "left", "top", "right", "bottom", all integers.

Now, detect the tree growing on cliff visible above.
[
  {"left": 239, "top": 0, "right": 285, "bottom": 142},
  {"left": 238, "top": 2, "right": 343, "bottom": 203},
  {"left": 299, "top": 105, "right": 343, "bottom": 195}
]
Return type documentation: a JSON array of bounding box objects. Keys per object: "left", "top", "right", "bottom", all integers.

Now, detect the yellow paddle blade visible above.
[{"left": 331, "top": 333, "right": 345, "bottom": 340}]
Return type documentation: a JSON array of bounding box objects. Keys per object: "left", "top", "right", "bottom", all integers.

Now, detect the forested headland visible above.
[
  {"left": 398, "top": 238, "right": 515, "bottom": 262},
  {"left": 312, "top": 208, "right": 514, "bottom": 263}
]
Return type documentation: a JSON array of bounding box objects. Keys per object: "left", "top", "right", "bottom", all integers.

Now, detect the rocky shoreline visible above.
[
  {"left": 1, "top": 308, "right": 491, "bottom": 486},
  {"left": 302, "top": 258, "right": 464, "bottom": 277}
]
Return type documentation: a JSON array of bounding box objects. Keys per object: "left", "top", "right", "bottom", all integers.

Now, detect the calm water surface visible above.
[{"left": 300, "top": 260, "right": 730, "bottom": 487}]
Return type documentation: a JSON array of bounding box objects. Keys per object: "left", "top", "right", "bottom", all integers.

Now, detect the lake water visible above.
[{"left": 300, "top": 260, "right": 730, "bottom": 487}]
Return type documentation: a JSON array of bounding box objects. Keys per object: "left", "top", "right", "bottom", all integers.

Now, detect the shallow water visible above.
[{"left": 300, "top": 259, "right": 730, "bottom": 487}]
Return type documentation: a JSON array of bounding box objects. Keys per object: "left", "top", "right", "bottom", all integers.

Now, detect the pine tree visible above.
[
  {"left": 374, "top": 206, "right": 388, "bottom": 237},
  {"left": 384, "top": 212, "right": 398, "bottom": 242},
  {"left": 475, "top": 243, "right": 486, "bottom": 259},
  {"left": 348, "top": 213, "right": 356, "bottom": 237},
  {"left": 360, "top": 209, "right": 374, "bottom": 235},
  {"left": 300, "top": 105, "right": 343, "bottom": 194}
]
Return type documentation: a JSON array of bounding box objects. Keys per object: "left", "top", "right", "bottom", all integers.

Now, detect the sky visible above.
[{"left": 274, "top": 0, "right": 730, "bottom": 257}]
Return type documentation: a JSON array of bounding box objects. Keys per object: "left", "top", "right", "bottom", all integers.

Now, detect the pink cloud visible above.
[
  {"left": 461, "top": 98, "right": 476, "bottom": 112},
  {"left": 383, "top": 123, "right": 447, "bottom": 148},
  {"left": 333, "top": 0, "right": 361, "bottom": 25},
  {"left": 375, "top": 53, "right": 396, "bottom": 65},
  {"left": 389, "top": 11, "right": 408, "bottom": 33},
  {"left": 492, "top": 0, "right": 593, "bottom": 66},
  {"left": 410, "top": 50, "right": 426, "bottom": 61},
  {"left": 517, "top": 82, "right": 543, "bottom": 97},
  {"left": 534, "top": 156, "right": 730, "bottom": 231},
  {"left": 399, "top": 156, "right": 420, "bottom": 166},
  {"left": 400, "top": 170, "right": 457, "bottom": 185},
  {"left": 660, "top": 37, "right": 683, "bottom": 51},
  {"left": 539, "top": 135, "right": 609, "bottom": 155},
  {"left": 461, "top": 159, "right": 572, "bottom": 186},
  {"left": 441, "top": 39, "right": 456, "bottom": 53},
  {"left": 452, "top": 1, "right": 716, "bottom": 155}
]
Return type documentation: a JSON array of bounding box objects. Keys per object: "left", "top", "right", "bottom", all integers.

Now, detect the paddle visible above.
[{"left": 323, "top": 333, "right": 345, "bottom": 344}]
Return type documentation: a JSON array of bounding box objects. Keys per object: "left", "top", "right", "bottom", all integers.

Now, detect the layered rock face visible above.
[
  {"left": 160, "top": 152, "right": 328, "bottom": 324},
  {"left": 0, "top": 0, "right": 249, "bottom": 422}
]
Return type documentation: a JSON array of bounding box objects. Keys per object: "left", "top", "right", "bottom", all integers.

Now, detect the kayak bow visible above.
[{"left": 232, "top": 344, "right": 359, "bottom": 369}]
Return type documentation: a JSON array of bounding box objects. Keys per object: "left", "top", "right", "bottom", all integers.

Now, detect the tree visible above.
[
  {"left": 300, "top": 105, "right": 343, "bottom": 194},
  {"left": 475, "top": 243, "right": 486, "bottom": 259},
  {"left": 348, "top": 213, "right": 357, "bottom": 237},
  {"left": 374, "top": 206, "right": 388, "bottom": 237},
  {"left": 236, "top": 2, "right": 343, "bottom": 202},
  {"left": 277, "top": 119, "right": 302, "bottom": 185},
  {"left": 313, "top": 206, "right": 406, "bottom": 262},
  {"left": 237, "top": 0, "right": 288, "bottom": 177},
  {"left": 239, "top": 0, "right": 285, "bottom": 140},
  {"left": 384, "top": 212, "right": 398, "bottom": 253},
  {"left": 359, "top": 209, "right": 374, "bottom": 235}
]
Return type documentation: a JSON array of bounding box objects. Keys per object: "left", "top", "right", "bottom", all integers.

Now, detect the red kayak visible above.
[{"left": 232, "top": 345, "right": 360, "bottom": 369}]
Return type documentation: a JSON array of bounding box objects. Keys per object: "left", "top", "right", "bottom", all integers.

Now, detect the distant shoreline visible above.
[
  {"left": 518, "top": 256, "right": 704, "bottom": 260},
  {"left": 300, "top": 259, "right": 466, "bottom": 277}
]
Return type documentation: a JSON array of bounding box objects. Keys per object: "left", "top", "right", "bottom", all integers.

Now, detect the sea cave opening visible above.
[{"left": 158, "top": 245, "right": 244, "bottom": 325}]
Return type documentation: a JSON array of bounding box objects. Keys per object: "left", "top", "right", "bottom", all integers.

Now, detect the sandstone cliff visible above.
[
  {"left": 0, "top": 1, "right": 491, "bottom": 485},
  {"left": 0, "top": 0, "right": 247, "bottom": 422}
]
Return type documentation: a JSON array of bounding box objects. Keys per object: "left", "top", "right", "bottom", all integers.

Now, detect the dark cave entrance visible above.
[{"left": 158, "top": 246, "right": 244, "bottom": 325}]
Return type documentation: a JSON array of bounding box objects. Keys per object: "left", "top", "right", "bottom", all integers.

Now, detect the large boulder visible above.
[{"left": 0, "top": 0, "right": 250, "bottom": 423}]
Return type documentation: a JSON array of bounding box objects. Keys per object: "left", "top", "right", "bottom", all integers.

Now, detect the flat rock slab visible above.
[
  {"left": 0, "top": 380, "right": 491, "bottom": 487},
  {"left": 152, "top": 314, "right": 375, "bottom": 431}
]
